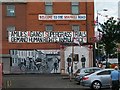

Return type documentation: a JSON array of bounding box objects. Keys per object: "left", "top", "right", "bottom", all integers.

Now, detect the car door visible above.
[{"left": 97, "top": 70, "right": 112, "bottom": 87}]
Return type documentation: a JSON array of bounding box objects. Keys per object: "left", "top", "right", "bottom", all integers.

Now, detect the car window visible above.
[
  {"left": 80, "top": 69, "right": 85, "bottom": 73},
  {"left": 84, "top": 69, "right": 90, "bottom": 73},
  {"left": 84, "top": 68, "right": 100, "bottom": 73},
  {"left": 92, "top": 68, "right": 101, "bottom": 72},
  {"left": 84, "top": 69, "right": 92, "bottom": 73},
  {"left": 97, "top": 70, "right": 112, "bottom": 75},
  {"left": 93, "top": 68, "right": 101, "bottom": 71}
]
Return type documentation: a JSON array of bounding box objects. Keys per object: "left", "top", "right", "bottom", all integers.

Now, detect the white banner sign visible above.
[
  {"left": 38, "top": 14, "right": 86, "bottom": 20},
  {"left": 8, "top": 31, "right": 87, "bottom": 43}
]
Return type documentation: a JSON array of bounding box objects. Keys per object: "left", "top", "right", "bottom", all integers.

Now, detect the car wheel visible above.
[{"left": 91, "top": 81, "right": 101, "bottom": 90}]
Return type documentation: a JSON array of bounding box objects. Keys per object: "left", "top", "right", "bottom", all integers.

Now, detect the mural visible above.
[
  {"left": 10, "top": 50, "right": 60, "bottom": 73},
  {"left": 64, "top": 46, "right": 89, "bottom": 73}
]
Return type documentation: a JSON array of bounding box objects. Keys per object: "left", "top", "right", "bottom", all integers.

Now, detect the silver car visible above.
[
  {"left": 74, "top": 67, "right": 101, "bottom": 84},
  {"left": 81, "top": 69, "right": 115, "bottom": 90}
]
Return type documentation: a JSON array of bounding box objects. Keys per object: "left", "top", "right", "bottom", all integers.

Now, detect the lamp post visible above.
[{"left": 96, "top": 9, "right": 108, "bottom": 63}]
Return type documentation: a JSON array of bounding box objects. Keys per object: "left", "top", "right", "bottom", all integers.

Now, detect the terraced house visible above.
[{"left": 1, "top": 1, "right": 94, "bottom": 74}]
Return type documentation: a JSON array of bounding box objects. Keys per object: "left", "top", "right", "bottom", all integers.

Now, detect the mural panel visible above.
[{"left": 10, "top": 50, "right": 60, "bottom": 73}]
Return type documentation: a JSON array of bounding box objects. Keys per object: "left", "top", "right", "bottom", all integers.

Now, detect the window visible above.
[
  {"left": 7, "top": 26, "right": 15, "bottom": 31},
  {"left": 97, "top": 70, "right": 112, "bottom": 75},
  {"left": 84, "top": 69, "right": 90, "bottom": 73},
  {"left": 72, "top": 25, "right": 80, "bottom": 32},
  {"left": 45, "top": 2, "right": 53, "bottom": 14},
  {"left": 7, "top": 26, "right": 15, "bottom": 38},
  {"left": 7, "top": 5, "right": 15, "bottom": 16},
  {"left": 45, "top": 25, "right": 53, "bottom": 32},
  {"left": 71, "top": 2, "right": 79, "bottom": 14}
]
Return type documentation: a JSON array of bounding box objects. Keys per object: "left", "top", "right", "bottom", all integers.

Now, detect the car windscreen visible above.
[{"left": 82, "top": 71, "right": 96, "bottom": 77}]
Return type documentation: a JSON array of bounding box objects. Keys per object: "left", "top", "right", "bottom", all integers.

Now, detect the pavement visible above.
[{"left": 2, "top": 73, "right": 111, "bottom": 90}]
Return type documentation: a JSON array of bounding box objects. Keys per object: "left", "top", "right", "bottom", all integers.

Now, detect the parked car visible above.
[
  {"left": 74, "top": 67, "right": 101, "bottom": 84},
  {"left": 81, "top": 69, "right": 115, "bottom": 90},
  {"left": 102, "top": 61, "right": 117, "bottom": 68}
]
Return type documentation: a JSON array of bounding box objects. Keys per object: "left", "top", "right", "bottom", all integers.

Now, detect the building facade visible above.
[{"left": 2, "top": 2, "right": 94, "bottom": 74}]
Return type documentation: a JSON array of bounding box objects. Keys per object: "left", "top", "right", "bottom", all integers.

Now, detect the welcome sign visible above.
[
  {"left": 8, "top": 31, "right": 87, "bottom": 43},
  {"left": 38, "top": 14, "right": 86, "bottom": 20}
]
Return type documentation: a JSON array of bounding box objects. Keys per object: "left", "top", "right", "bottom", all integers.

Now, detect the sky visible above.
[
  {"left": 94, "top": 0, "right": 120, "bottom": 36},
  {"left": 94, "top": 0, "right": 120, "bottom": 22}
]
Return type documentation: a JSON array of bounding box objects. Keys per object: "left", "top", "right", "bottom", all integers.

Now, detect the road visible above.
[{"left": 2, "top": 74, "right": 111, "bottom": 90}]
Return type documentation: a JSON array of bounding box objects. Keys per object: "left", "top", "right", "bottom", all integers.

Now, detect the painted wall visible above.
[
  {"left": 10, "top": 50, "right": 60, "bottom": 73},
  {"left": 64, "top": 46, "right": 89, "bottom": 73},
  {"left": 2, "top": 57, "right": 10, "bottom": 74}
]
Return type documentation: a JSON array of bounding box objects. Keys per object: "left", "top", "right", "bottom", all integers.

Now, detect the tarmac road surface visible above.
[{"left": 2, "top": 74, "right": 112, "bottom": 90}]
